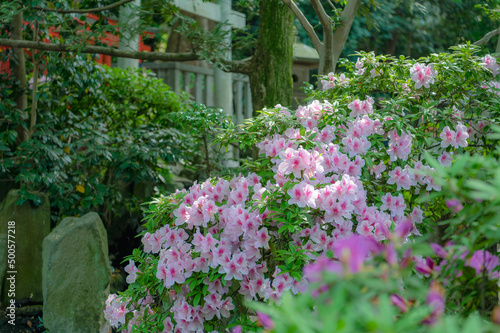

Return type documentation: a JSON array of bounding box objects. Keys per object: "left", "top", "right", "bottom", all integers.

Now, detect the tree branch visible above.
[
  {"left": 281, "top": 0, "right": 323, "bottom": 52},
  {"left": 32, "top": 0, "right": 135, "bottom": 14},
  {"left": 310, "top": 0, "right": 332, "bottom": 31},
  {"left": 0, "top": 38, "right": 200, "bottom": 62},
  {"left": 224, "top": 58, "right": 252, "bottom": 74},
  {"left": 473, "top": 27, "right": 500, "bottom": 46},
  {"left": 326, "top": 0, "right": 336, "bottom": 11},
  {"left": 331, "top": 0, "right": 361, "bottom": 68}
]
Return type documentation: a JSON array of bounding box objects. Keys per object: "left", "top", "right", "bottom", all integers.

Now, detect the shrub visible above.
[
  {"left": 105, "top": 45, "right": 500, "bottom": 332},
  {"left": 1, "top": 54, "right": 230, "bottom": 232}
]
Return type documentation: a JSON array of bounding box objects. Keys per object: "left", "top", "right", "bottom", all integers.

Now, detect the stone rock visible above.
[
  {"left": 43, "top": 212, "right": 111, "bottom": 333},
  {"left": 0, "top": 189, "right": 50, "bottom": 307}
]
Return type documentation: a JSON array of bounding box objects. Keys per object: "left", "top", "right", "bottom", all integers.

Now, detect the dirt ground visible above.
[{"left": 0, "top": 305, "right": 44, "bottom": 333}]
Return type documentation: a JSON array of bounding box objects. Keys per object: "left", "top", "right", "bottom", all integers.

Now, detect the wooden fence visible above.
[{"left": 141, "top": 62, "right": 253, "bottom": 124}]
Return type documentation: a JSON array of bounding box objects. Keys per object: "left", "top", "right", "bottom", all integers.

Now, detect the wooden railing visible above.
[{"left": 141, "top": 62, "right": 253, "bottom": 124}]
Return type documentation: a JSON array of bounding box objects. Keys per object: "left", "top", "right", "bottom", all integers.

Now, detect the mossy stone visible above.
[{"left": 43, "top": 212, "right": 111, "bottom": 333}]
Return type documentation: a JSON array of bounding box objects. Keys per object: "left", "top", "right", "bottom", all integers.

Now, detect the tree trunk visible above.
[
  {"left": 386, "top": 31, "right": 399, "bottom": 55},
  {"left": 406, "top": 31, "right": 412, "bottom": 58},
  {"left": 249, "top": 0, "right": 294, "bottom": 113},
  {"left": 329, "top": 0, "right": 361, "bottom": 75},
  {"left": 11, "top": 11, "right": 28, "bottom": 146}
]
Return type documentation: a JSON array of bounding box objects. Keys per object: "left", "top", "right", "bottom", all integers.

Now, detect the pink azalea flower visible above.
[
  {"left": 415, "top": 257, "right": 435, "bottom": 276},
  {"left": 355, "top": 58, "right": 365, "bottom": 75},
  {"left": 370, "top": 161, "right": 386, "bottom": 179},
  {"left": 387, "top": 130, "right": 412, "bottom": 161},
  {"left": 439, "top": 125, "right": 468, "bottom": 149},
  {"left": 220, "top": 297, "right": 235, "bottom": 318},
  {"left": 161, "top": 317, "right": 174, "bottom": 333},
  {"left": 333, "top": 234, "right": 374, "bottom": 273},
  {"left": 466, "top": 250, "right": 500, "bottom": 279},
  {"left": 481, "top": 54, "right": 500, "bottom": 75},
  {"left": 390, "top": 294, "right": 408, "bottom": 313},
  {"left": 287, "top": 182, "right": 318, "bottom": 208},
  {"left": 303, "top": 255, "right": 342, "bottom": 282},
  {"left": 257, "top": 312, "right": 275, "bottom": 330},
  {"left": 387, "top": 166, "right": 414, "bottom": 190},
  {"left": 445, "top": 198, "right": 463, "bottom": 213},
  {"left": 380, "top": 193, "right": 406, "bottom": 217},
  {"left": 163, "top": 262, "right": 186, "bottom": 288},
  {"left": 321, "top": 72, "right": 336, "bottom": 90},
  {"left": 104, "top": 294, "right": 129, "bottom": 328},
  {"left": 438, "top": 152, "right": 453, "bottom": 167},
  {"left": 410, "top": 206, "right": 424, "bottom": 224},
  {"left": 250, "top": 227, "right": 271, "bottom": 249},
  {"left": 124, "top": 260, "right": 141, "bottom": 284},
  {"left": 348, "top": 98, "right": 373, "bottom": 117},
  {"left": 439, "top": 126, "right": 454, "bottom": 147},
  {"left": 423, "top": 281, "right": 445, "bottom": 325},
  {"left": 356, "top": 219, "right": 374, "bottom": 235},
  {"left": 410, "top": 63, "right": 438, "bottom": 89},
  {"left": 337, "top": 73, "right": 350, "bottom": 85},
  {"left": 142, "top": 232, "right": 152, "bottom": 253},
  {"left": 455, "top": 123, "right": 469, "bottom": 147},
  {"left": 430, "top": 243, "right": 448, "bottom": 259}
]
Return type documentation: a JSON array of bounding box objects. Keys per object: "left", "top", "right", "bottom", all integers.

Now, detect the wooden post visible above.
[
  {"left": 183, "top": 71, "right": 191, "bottom": 94},
  {"left": 235, "top": 80, "right": 243, "bottom": 124},
  {"left": 165, "top": 66, "right": 181, "bottom": 95},
  {"left": 205, "top": 75, "right": 214, "bottom": 106},
  {"left": 195, "top": 73, "right": 204, "bottom": 103},
  {"left": 244, "top": 81, "right": 253, "bottom": 119},
  {"left": 117, "top": 0, "right": 141, "bottom": 69}
]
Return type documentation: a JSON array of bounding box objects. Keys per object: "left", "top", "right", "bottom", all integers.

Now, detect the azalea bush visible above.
[
  {"left": 105, "top": 45, "right": 500, "bottom": 332},
  {"left": 249, "top": 233, "right": 498, "bottom": 333},
  {"left": 421, "top": 141, "right": 500, "bottom": 316}
]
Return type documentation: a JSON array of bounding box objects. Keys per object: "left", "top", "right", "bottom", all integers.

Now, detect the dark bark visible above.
[
  {"left": 406, "top": 31, "right": 412, "bottom": 58},
  {"left": 166, "top": 20, "right": 184, "bottom": 53},
  {"left": 11, "top": 11, "right": 28, "bottom": 146},
  {"left": 386, "top": 31, "right": 399, "bottom": 55},
  {"left": 249, "top": 0, "right": 294, "bottom": 113}
]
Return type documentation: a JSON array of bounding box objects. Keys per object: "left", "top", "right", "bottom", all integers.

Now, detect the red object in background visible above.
[
  {"left": 0, "top": 14, "right": 156, "bottom": 75},
  {"left": 0, "top": 46, "right": 11, "bottom": 76}
]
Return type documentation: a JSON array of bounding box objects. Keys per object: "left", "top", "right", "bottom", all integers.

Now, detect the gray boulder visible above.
[
  {"left": 43, "top": 212, "right": 111, "bottom": 333},
  {"left": 0, "top": 189, "right": 50, "bottom": 306}
]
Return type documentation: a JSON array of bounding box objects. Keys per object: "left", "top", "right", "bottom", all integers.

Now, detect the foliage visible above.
[
  {"left": 104, "top": 45, "right": 500, "bottom": 333},
  {"left": 250, "top": 236, "right": 498, "bottom": 333},
  {"left": 173, "top": 103, "right": 233, "bottom": 179},
  {"left": 294, "top": 0, "right": 500, "bottom": 59},
  {"left": 0, "top": 53, "right": 227, "bottom": 229},
  {"left": 421, "top": 131, "right": 500, "bottom": 315}
]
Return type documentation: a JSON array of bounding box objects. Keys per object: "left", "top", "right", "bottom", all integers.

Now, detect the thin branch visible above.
[
  {"left": 332, "top": 0, "right": 361, "bottom": 65},
  {"left": 281, "top": 0, "right": 323, "bottom": 52},
  {"left": 0, "top": 38, "right": 200, "bottom": 62},
  {"left": 473, "top": 27, "right": 500, "bottom": 46},
  {"left": 310, "top": 0, "right": 332, "bottom": 31},
  {"left": 0, "top": 37, "right": 250, "bottom": 74},
  {"left": 326, "top": 0, "right": 336, "bottom": 11},
  {"left": 32, "top": 0, "right": 134, "bottom": 14}
]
